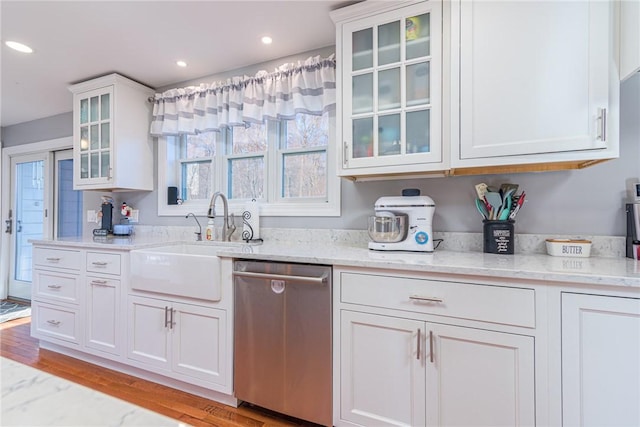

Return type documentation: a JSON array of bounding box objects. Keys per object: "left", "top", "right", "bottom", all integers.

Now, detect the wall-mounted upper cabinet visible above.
[
  {"left": 332, "top": 0, "right": 619, "bottom": 180},
  {"left": 331, "top": 0, "right": 446, "bottom": 180},
  {"left": 619, "top": 0, "right": 640, "bottom": 81},
  {"left": 69, "top": 74, "right": 154, "bottom": 191},
  {"left": 450, "top": 0, "right": 619, "bottom": 173}
]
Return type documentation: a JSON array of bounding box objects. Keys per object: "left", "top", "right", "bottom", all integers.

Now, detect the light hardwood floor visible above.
[{"left": 0, "top": 317, "right": 319, "bottom": 427}]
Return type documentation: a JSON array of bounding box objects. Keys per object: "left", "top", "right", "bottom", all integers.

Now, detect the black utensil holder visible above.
[{"left": 483, "top": 220, "right": 515, "bottom": 254}]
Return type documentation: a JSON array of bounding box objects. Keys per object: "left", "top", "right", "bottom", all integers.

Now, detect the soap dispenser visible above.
[{"left": 206, "top": 219, "right": 215, "bottom": 241}]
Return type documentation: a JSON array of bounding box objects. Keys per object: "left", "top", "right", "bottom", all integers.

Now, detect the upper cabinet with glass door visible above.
[
  {"left": 69, "top": 74, "right": 154, "bottom": 191},
  {"left": 332, "top": 0, "right": 444, "bottom": 179}
]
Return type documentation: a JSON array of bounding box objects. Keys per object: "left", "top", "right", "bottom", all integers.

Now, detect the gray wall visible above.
[{"left": 2, "top": 54, "right": 639, "bottom": 237}]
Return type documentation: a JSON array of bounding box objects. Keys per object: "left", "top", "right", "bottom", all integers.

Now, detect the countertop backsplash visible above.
[{"left": 129, "top": 225, "right": 626, "bottom": 258}]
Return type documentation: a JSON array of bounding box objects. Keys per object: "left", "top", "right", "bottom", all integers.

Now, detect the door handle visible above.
[
  {"left": 16, "top": 220, "right": 22, "bottom": 233},
  {"left": 4, "top": 219, "right": 11, "bottom": 234}
]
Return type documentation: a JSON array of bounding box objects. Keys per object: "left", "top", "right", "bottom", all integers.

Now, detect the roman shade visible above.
[{"left": 149, "top": 54, "right": 336, "bottom": 136}]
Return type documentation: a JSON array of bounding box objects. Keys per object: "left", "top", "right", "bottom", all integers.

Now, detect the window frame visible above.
[{"left": 157, "top": 110, "right": 340, "bottom": 217}]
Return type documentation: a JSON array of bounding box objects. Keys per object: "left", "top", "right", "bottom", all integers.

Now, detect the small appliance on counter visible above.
[
  {"left": 368, "top": 189, "right": 435, "bottom": 252},
  {"left": 93, "top": 197, "right": 114, "bottom": 237},
  {"left": 626, "top": 201, "right": 640, "bottom": 259}
]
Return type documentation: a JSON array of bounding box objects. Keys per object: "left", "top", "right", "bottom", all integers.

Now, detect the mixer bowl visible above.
[{"left": 368, "top": 213, "right": 408, "bottom": 243}]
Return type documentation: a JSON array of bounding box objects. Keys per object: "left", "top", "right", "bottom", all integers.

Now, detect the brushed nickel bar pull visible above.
[
  {"left": 409, "top": 295, "right": 444, "bottom": 303},
  {"left": 92, "top": 261, "right": 108, "bottom": 267},
  {"left": 343, "top": 142, "right": 349, "bottom": 167},
  {"left": 164, "top": 306, "right": 169, "bottom": 328},
  {"left": 170, "top": 308, "right": 175, "bottom": 329},
  {"left": 233, "top": 270, "right": 327, "bottom": 285},
  {"left": 46, "top": 257, "right": 61, "bottom": 262},
  {"left": 47, "top": 320, "right": 61, "bottom": 326},
  {"left": 47, "top": 284, "right": 62, "bottom": 289},
  {"left": 598, "top": 108, "right": 607, "bottom": 142},
  {"left": 429, "top": 330, "right": 434, "bottom": 364},
  {"left": 417, "top": 329, "right": 421, "bottom": 360},
  {"left": 90, "top": 280, "right": 108, "bottom": 286}
]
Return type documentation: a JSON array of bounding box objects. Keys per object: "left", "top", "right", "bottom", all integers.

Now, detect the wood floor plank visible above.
[{"left": 0, "top": 318, "right": 319, "bottom": 427}]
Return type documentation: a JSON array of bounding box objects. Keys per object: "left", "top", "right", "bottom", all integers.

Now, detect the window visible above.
[{"left": 158, "top": 111, "right": 339, "bottom": 217}]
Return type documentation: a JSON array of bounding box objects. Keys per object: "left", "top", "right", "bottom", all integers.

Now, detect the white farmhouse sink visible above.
[{"left": 130, "top": 244, "right": 224, "bottom": 301}]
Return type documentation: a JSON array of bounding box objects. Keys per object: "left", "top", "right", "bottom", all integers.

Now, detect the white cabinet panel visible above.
[
  {"left": 453, "top": 0, "right": 611, "bottom": 161},
  {"left": 127, "top": 296, "right": 171, "bottom": 370},
  {"left": 427, "top": 324, "right": 535, "bottom": 427},
  {"left": 562, "top": 293, "right": 640, "bottom": 427},
  {"left": 340, "top": 310, "right": 426, "bottom": 427},
  {"left": 86, "top": 276, "right": 120, "bottom": 356}
]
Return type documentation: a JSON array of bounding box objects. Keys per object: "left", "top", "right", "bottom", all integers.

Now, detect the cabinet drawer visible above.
[
  {"left": 33, "top": 247, "right": 81, "bottom": 271},
  {"left": 32, "top": 301, "right": 80, "bottom": 344},
  {"left": 33, "top": 270, "right": 79, "bottom": 304},
  {"left": 86, "top": 252, "right": 121, "bottom": 275},
  {"left": 340, "top": 273, "right": 535, "bottom": 328}
]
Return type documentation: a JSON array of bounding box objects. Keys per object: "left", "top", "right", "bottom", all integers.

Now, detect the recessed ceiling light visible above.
[
  {"left": 261, "top": 36, "right": 273, "bottom": 45},
  {"left": 176, "top": 60, "right": 187, "bottom": 67},
  {"left": 5, "top": 41, "right": 33, "bottom": 53}
]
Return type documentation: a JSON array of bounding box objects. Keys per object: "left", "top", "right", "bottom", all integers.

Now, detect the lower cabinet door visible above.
[
  {"left": 127, "top": 296, "right": 171, "bottom": 370},
  {"left": 340, "top": 310, "right": 426, "bottom": 427},
  {"left": 562, "top": 293, "right": 640, "bottom": 427},
  {"left": 171, "top": 302, "right": 228, "bottom": 387},
  {"left": 86, "top": 276, "right": 120, "bottom": 356},
  {"left": 426, "top": 324, "right": 536, "bottom": 427}
]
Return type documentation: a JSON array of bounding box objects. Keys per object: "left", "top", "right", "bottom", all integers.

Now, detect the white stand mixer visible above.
[{"left": 368, "top": 194, "right": 435, "bottom": 252}]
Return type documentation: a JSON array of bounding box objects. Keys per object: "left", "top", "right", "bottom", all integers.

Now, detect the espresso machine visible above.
[
  {"left": 626, "top": 202, "right": 640, "bottom": 259},
  {"left": 368, "top": 190, "right": 435, "bottom": 252},
  {"left": 93, "top": 197, "right": 114, "bottom": 236}
]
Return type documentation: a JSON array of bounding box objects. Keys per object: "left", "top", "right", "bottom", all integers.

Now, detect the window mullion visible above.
[{"left": 267, "top": 121, "right": 279, "bottom": 202}]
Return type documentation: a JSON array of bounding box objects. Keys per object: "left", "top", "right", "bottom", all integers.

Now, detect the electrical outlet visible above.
[
  {"left": 129, "top": 210, "right": 139, "bottom": 223},
  {"left": 87, "top": 210, "right": 97, "bottom": 223}
]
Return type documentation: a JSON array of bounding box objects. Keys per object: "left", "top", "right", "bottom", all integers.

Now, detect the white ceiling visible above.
[{"left": 1, "top": 0, "right": 352, "bottom": 128}]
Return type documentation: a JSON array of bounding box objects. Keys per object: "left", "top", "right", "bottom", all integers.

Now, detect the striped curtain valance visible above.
[{"left": 149, "top": 54, "right": 336, "bottom": 136}]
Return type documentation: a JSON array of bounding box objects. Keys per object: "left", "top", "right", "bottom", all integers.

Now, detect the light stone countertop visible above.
[
  {"left": 0, "top": 357, "right": 186, "bottom": 427},
  {"left": 30, "top": 236, "right": 640, "bottom": 289}
]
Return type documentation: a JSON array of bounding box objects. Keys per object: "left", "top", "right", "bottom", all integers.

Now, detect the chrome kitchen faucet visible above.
[{"left": 207, "top": 192, "right": 236, "bottom": 241}]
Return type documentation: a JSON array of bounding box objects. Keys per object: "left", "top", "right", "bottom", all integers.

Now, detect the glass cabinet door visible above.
[
  {"left": 344, "top": 2, "right": 441, "bottom": 168},
  {"left": 78, "top": 87, "right": 112, "bottom": 181}
]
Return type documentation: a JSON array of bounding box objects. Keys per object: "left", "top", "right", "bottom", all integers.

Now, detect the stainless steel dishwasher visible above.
[{"left": 233, "top": 260, "right": 332, "bottom": 426}]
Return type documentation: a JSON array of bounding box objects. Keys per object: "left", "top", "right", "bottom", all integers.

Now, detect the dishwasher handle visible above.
[{"left": 233, "top": 270, "right": 327, "bottom": 285}]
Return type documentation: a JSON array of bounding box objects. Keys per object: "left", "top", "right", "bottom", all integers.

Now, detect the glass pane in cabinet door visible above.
[
  {"left": 406, "top": 110, "right": 430, "bottom": 154},
  {"left": 352, "top": 117, "right": 373, "bottom": 158},
  {"left": 101, "top": 123, "right": 110, "bottom": 148},
  {"left": 90, "top": 96, "right": 99, "bottom": 122},
  {"left": 80, "top": 127, "right": 89, "bottom": 151},
  {"left": 80, "top": 99, "right": 88, "bottom": 124},
  {"left": 406, "top": 62, "right": 430, "bottom": 106},
  {"left": 352, "top": 28, "right": 373, "bottom": 71},
  {"left": 100, "top": 152, "right": 110, "bottom": 178},
  {"left": 352, "top": 73, "right": 373, "bottom": 114},
  {"left": 378, "top": 20, "right": 400, "bottom": 66},
  {"left": 80, "top": 153, "right": 89, "bottom": 179},
  {"left": 100, "top": 94, "right": 110, "bottom": 120},
  {"left": 406, "top": 13, "right": 430, "bottom": 60},
  {"left": 378, "top": 114, "right": 401, "bottom": 156},
  {"left": 378, "top": 68, "right": 400, "bottom": 110},
  {"left": 90, "top": 153, "right": 99, "bottom": 178},
  {"left": 90, "top": 124, "right": 99, "bottom": 150}
]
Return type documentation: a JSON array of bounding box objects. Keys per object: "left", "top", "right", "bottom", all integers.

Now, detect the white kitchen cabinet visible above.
[
  {"left": 127, "top": 295, "right": 229, "bottom": 390},
  {"left": 340, "top": 310, "right": 426, "bottom": 426},
  {"left": 31, "top": 247, "right": 82, "bottom": 348},
  {"left": 331, "top": 0, "right": 445, "bottom": 178},
  {"left": 84, "top": 251, "right": 123, "bottom": 357},
  {"left": 69, "top": 73, "right": 153, "bottom": 191},
  {"left": 335, "top": 269, "right": 536, "bottom": 427},
  {"left": 451, "top": 0, "right": 617, "bottom": 169},
  {"left": 619, "top": 0, "right": 640, "bottom": 81},
  {"left": 562, "top": 292, "right": 640, "bottom": 427}
]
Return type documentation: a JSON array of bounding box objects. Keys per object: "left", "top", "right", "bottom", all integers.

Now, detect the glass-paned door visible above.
[
  {"left": 54, "top": 150, "right": 83, "bottom": 238},
  {"left": 77, "top": 86, "right": 113, "bottom": 184},
  {"left": 344, "top": 2, "right": 442, "bottom": 169},
  {"left": 9, "top": 153, "right": 48, "bottom": 300}
]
